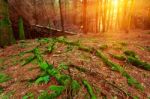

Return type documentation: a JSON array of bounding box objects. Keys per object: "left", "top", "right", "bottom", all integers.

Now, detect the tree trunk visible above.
[
  {"left": 95, "top": 0, "right": 99, "bottom": 33},
  {"left": 59, "top": 0, "right": 64, "bottom": 32},
  {"left": 83, "top": 0, "right": 87, "bottom": 34},
  {"left": 18, "top": 16, "right": 25, "bottom": 40},
  {"left": 0, "top": 0, "right": 15, "bottom": 47}
]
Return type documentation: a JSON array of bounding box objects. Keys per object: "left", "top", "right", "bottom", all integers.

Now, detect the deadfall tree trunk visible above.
[{"left": 0, "top": 0, "right": 15, "bottom": 47}]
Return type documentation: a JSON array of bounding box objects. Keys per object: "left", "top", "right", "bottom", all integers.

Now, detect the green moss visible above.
[
  {"left": 0, "top": 73, "right": 11, "bottom": 83},
  {"left": 124, "top": 50, "right": 138, "bottom": 59},
  {"left": 83, "top": 80, "right": 97, "bottom": 99},
  {"left": 18, "top": 17, "right": 25, "bottom": 40},
  {"left": 0, "top": 0, "right": 15, "bottom": 46},
  {"left": 127, "top": 56, "right": 150, "bottom": 70},
  {"left": 99, "top": 44, "right": 108, "bottom": 50},
  {"left": 110, "top": 54, "right": 126, "bottom": 61}
]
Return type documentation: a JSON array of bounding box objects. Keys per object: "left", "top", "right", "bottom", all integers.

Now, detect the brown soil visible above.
[{"left": 0, "top": 30, "right": 150, "bottom": 99}]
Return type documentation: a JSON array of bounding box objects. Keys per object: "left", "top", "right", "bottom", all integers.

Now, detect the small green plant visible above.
[
  {"left": 47, "top": 38, "right": 56, "bottom": 53},
  {"left": 99, "top": 44, "right": 108, "bottom": 50},
  {"left": 0, "top": 87, "right": 3, "bottom": 94},
  {"left": 38, "top": 91, "right": 51, "bottom": 99},
  {"left": 83, "top": 80, "right": 97, "bottom": 99},
  {"left": 127, "top": 56, "right": 150, "bottom": 70},
  {"left": 22, "top": 56, "right": 35, "bottom": 66},
  {"left": 124, "top": 50, "right": 150, "bottom": 71},
  {"left": 66, "top": 44, "right": 74, "bottom": 52},
  {"left": 48, "top": 85, "right": 65, "bottom": 98},
  {"left": 0, "top": 73, "right": 11, "bottom": 83},
  {"left": 119, "top": 42, "right": 128, "bottom": 46},
  {"left": 35, "top": 75, "right": 50, "bottom": 84},
  {"left": 57, "top": 63, "right": 68, "bottom": 71},
  {"left": 124, "top": 50, "right": 138, "bottom": 59},
  {"left": 110, "top": 54, "right": 126, "bottom": 61},
  {"left": 22, "top": 93, "right": 34, "bottom": 99},
  {"left": 71, "top": 80, "right": 80, "bottom": 91},
  {"left": 56, "top": 38, "right": 144, "bottom": 91}
]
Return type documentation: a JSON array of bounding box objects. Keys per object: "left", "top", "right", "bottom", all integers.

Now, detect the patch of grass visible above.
[
  {"left": 0, "top": 73, "right": 11, "bottom": 83},
  {"left": 0, "top": 58, "right": 5, "bottom": 64},
  {"left": 119, "top": 42, "right": 128, "bottom": 47},
  {"left": 35, "top": 75, "right": 50, "bottom": 84},
  {"left": 47, "top": 38, "right": 56, "bottom": 53},
  {"left": 56, "top": 38, "right": 144, "bottom": 91},
  {"left": 99, "top": 44, "right": 108, "bottom": 50},
  {"left": 144, "top": 46, "right": 150, "bottom": 52},
  {"left": 124, "top": 50, "right": 150, "bottom": 71},
  {"left": 83, "top": 80, "right": 96, "bottom": 99},
  {"left": 110, "top": 54, "right": 126, "bottom": 61},
  {"left": 22, "top": 56, "right": 36, "bottom": 66},
  {"left": 79, "top": 52, "right": 91, "bottom": 62},
  {"left": 124, "top": 50, "right": 139, "bottom": 59},
  {"left": 65, "top": 44, "right": 74, "bottom": 52},
  {"left": 0, "top": 87, "right": 3, "bottom": 94},
  {"left": 112, "top": 43, "right": 123, "bottom": 50},
  {"left": 127, "top": 56, "right": 150, "bottom": 70},
  {"left": 38, "top": 90, "right": 51, "bottom": 99},
  {"left": 22, "top": 93, "right": 34, "bottom": 99},
  {"left": 0, "top": 91, "right": 15, "bottom": 99}
]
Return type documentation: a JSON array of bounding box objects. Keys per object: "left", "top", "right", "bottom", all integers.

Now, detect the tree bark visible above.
[
  {"left": 0, "top": 0, "right": 15, "bottom": 47},
  {"left": 59, "top": 0, "right": 64, "bottom": 32},
  {"left": 83, "top": 0, "right": 87, "bottom": 34}
]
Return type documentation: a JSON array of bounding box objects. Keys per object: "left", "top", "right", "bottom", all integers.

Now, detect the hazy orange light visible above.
[{"left": 113, "top": 0, "right": 119, "bottom": 7}]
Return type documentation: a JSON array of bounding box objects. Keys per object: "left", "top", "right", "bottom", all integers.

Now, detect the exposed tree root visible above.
[{"left": 56, "top": 37, "right": 144, "bottom": 91}]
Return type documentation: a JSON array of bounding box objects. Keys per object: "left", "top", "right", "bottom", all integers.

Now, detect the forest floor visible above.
[{"left": 0, "top": 30, "right": 150, "bottom": 99}]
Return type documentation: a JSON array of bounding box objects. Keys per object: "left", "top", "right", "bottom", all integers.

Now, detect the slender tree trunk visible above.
[
  {"left": 95, "top": 0, "right": 99, "bottom": 33},
  {"left": 83, "top": 0, "right": 87, "bottom": 34},
  {"left": 59, "top": 0, "right": 64, "bottom": 32},
  {"left": 127, "top": 0, "right": 135, "bottom": 30},
  {"left": 18, "top": 16, "right": 25, "bottom": 40},
  {"left": 0, "top": 0, "right": 15, "bottom": 47}
]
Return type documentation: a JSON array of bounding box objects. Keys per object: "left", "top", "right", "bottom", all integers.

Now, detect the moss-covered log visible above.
[
  {"left": 124, "top": 50, "right": 150, "bottom": 71},
  {"left": 0, "top": 0, "right": 15, "bottom": 47},
  {"left": 56, "top": 37, "right": 144, "bottom": 91}
]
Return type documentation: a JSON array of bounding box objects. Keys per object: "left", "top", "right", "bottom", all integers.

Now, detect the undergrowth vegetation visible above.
[{"left": 0, "top": 36, "right": 150, "bottom": 98}]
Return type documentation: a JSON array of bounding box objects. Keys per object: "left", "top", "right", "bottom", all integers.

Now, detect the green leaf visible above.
[
  {"left": 0, "top": 87, "right": 3, "bottom": 94},
  {"left": 22, "top": 56, "right": 35, "bottom": 66},
  {"left": 38, "top": 91, "right": 51, "bottom": 99},
  {"left": 35, "top": 75, "right": 50, "bottom": 84},
  {"left": 83, "top": 80, "right": 97, "bottom": 99},
  {"left": 110, "top": 54, "right": 126, "bottom": 61},
  {"left": 127, "top": 56, "right": 150, "bottom": 71},
  {"left": 57, "top": 63, "right": 68, "bottom": 71},
  {"left": 22, "top": 93, "right": 34, "bottom": 99},
  {"left": 71, "top": 80, "right": 80, "bottom": 90},
  {"left": 49, "top": 85, "right": 65, "bottom": 95},
  {"left": 38, "top": 61, "right": 49, "bottom": 70},
  {"left": 124, "top": 50, "right": 138, "bottom": 59},
  {"left": 0, "top": 73, "right": 11, "bottom": 83},
  {"left": 123, "top": 72, "right": 144, "bottom": 91}
]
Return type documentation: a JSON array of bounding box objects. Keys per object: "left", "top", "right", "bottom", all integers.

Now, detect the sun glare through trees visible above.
[{"left": 0, "top": 0, "right": 150, "bottom": 98}]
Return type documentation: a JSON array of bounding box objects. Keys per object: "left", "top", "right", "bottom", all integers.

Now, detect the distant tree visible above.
[
  {"left": 95, "top": 0, "right": 99, "bottom": 33},
  {"left": 18, "top": 16, "right": 25, "bottom": 40},
  {"left": 83, "top": 0, "right": 87, "bottom": 34},
  {"left": 59, "top": 0, "right": 64, "bottom": 32},
  {"left": 0, "top": 0, "right": 15, "bottom": 47}
]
